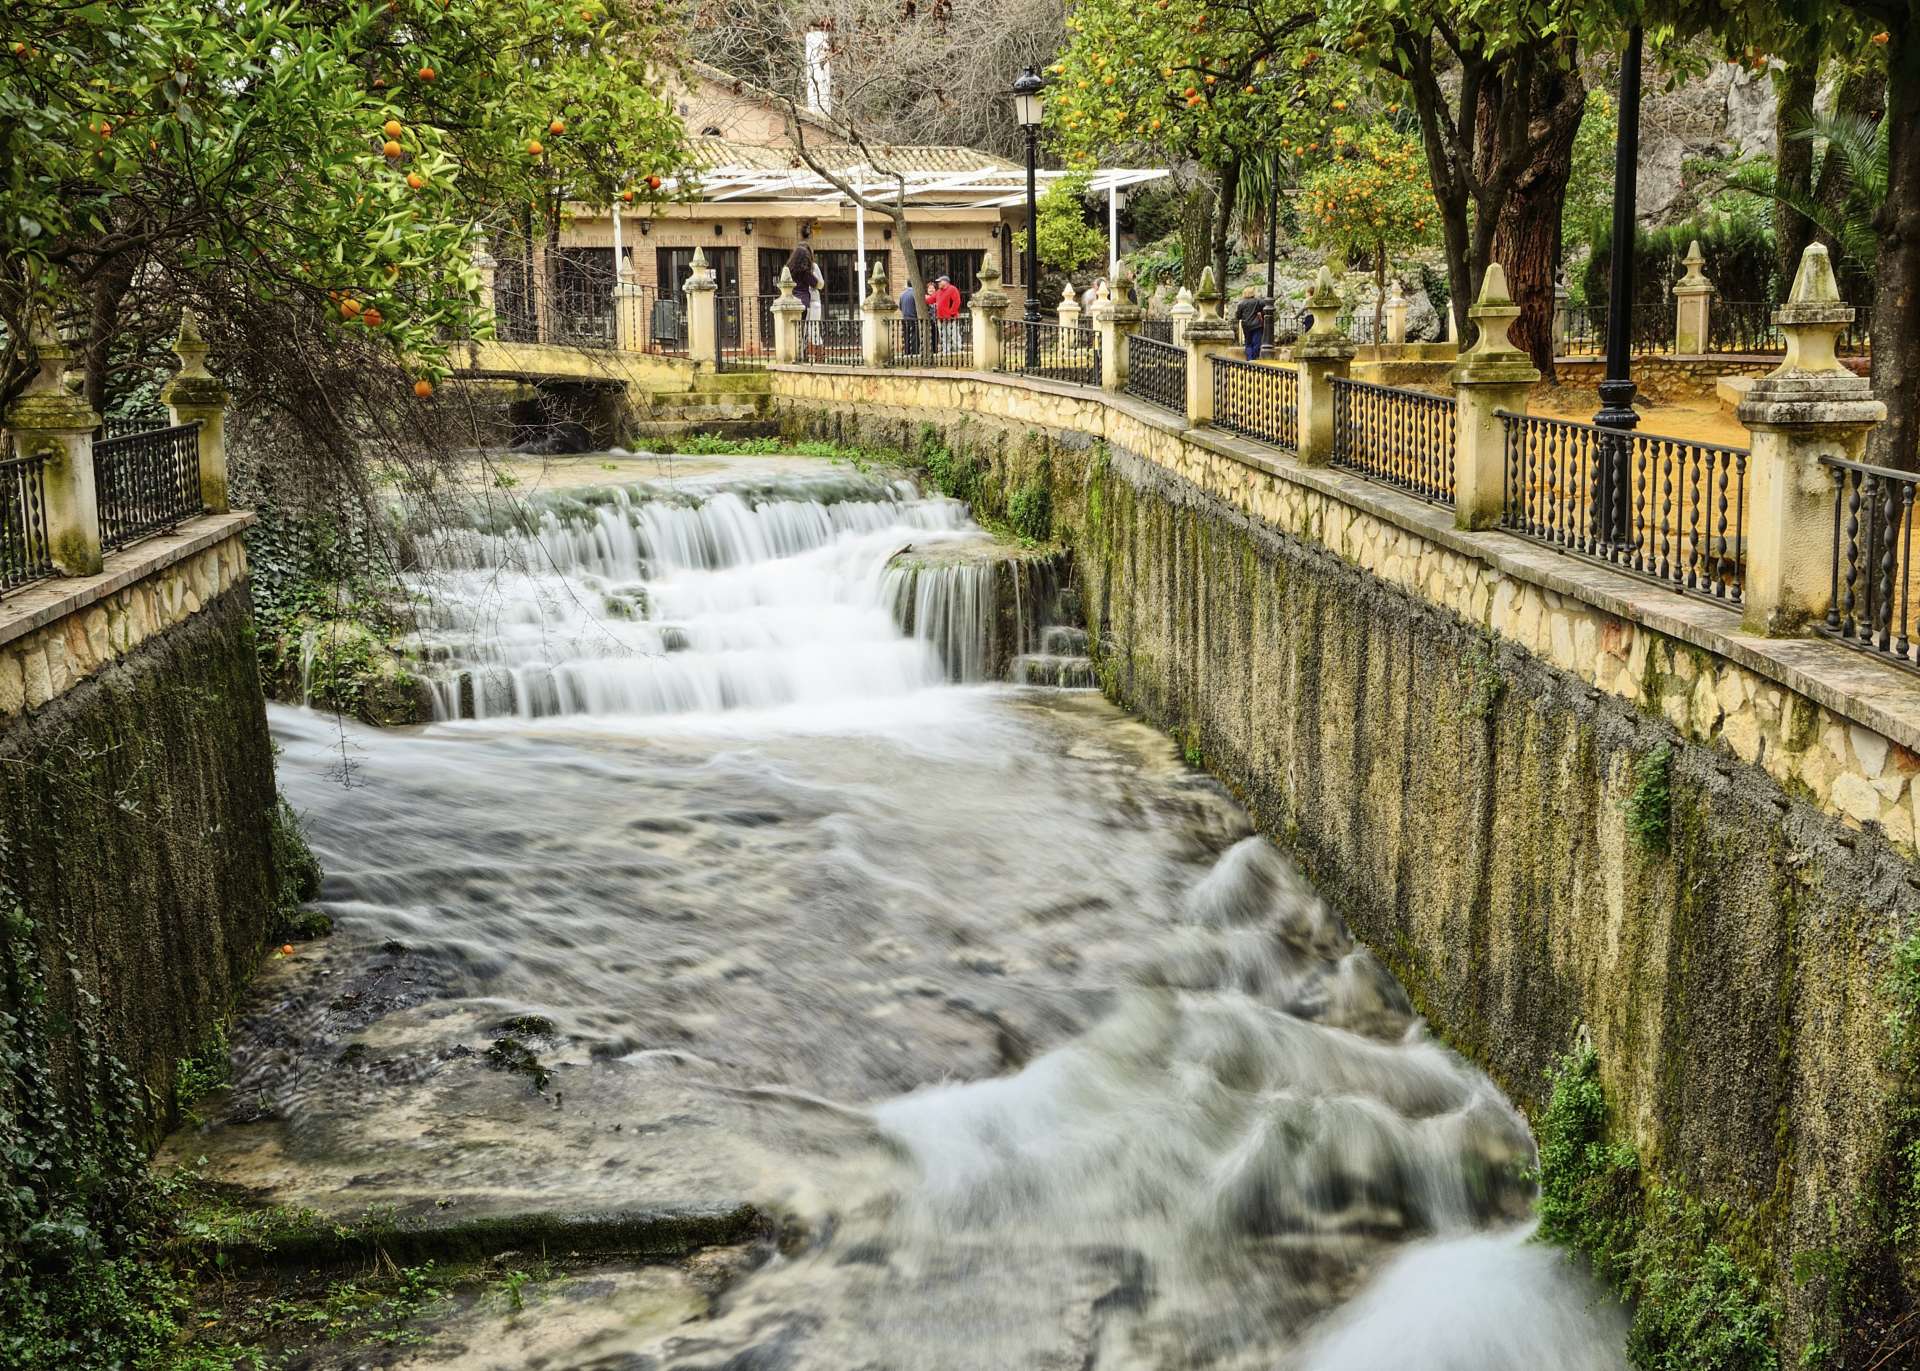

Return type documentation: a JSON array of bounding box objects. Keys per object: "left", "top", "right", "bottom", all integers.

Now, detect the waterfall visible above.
[{"left": 401, "top": 470, "right": 1071, "bottom": 720}]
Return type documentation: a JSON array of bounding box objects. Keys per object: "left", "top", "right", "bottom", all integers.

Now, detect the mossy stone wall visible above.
[
  {"left": 779, "top": 394, "right": 1920, "bottom": 1359},
  {"left": 0, "top": 582, "right": 282, "bottom": 1136}
]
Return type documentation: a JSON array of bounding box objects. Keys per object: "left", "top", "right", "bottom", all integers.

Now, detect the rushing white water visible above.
[
  {"left": 236, "top": 458, "right": 1627, "bottom": 1368},
  {"left": 398, "top": 469, "right": 1056, "bottom": 720}
]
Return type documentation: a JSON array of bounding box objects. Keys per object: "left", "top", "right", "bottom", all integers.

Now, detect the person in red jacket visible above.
[{"left": 926, "top": 275, "right": 963, "bottom": 353}]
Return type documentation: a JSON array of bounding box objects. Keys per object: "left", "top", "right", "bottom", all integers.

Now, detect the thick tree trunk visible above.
[
  {"left": 82, "top": 254, "right": 138, "bottom": 414},
  {"left": 1868, "top": 22, "right": 1920, "bottom": 471},
  {"left": 1774, "top": 63, "right": 1818, "bottom": 291},
  {"left": 1211, "top": 157, "right": 1240, "bottom": 295},
  {"left": 1179, "top": 179, "right": 1212, "bottom": 293},
  {"left": 1490, "top": 55, "right": 1584, "bottom": 381}
]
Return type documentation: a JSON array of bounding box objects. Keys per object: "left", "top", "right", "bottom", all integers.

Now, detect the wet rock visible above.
[{"left": 486, "top": 1035, "right": 552, "bottom": 1091}]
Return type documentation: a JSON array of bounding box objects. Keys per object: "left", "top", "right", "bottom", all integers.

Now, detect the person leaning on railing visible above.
[{"left": 926, "top": 275, "right": 963, "bottom": 355}]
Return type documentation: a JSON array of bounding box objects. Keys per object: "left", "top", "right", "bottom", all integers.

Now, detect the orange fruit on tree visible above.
[
  {"left": 548, "top": 117, "right": 565, "bottom": 134},
  {"left": 361, "top": 307, "right": 384, "bottom": 327},
  {"left": 418, "top": 65, "right": 436, "bottom": 80},
  {"left": 414, "top": 378, "right": 435, "bottom": 398},
  {"left": 646, "top": 173, "right": 661, "bottom": 189},
  {"left": 340, "top": 297, "right": 362, "bottom": 317},
  {"left": 383, "top": 139, "right": 403, "bottom": 158},
  {"left": 384, "top": 119, "right": 403, "bottom": 138},
  {"left": 621, "top": 189, "right": 635, "bottom": 202},
  {"left": 528, "top": 138, "right": 544, "bottom": 155},
  {"left": 407, "top": 171, "right": 425, "bottom": 189},
  {"left": 1872, "top": 30, "right": 1890, "bottom": 43},
  {"left": 373, "top": 76, "right": 388, "bottom": 88},
  {"left": 280, "top": 943, "right": 294, "bottom": 956}
]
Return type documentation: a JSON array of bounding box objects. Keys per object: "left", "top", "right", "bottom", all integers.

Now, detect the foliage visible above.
[
  {"left": 1014, "top": 172, "right": 1109, "bottom": 275},
  {"left": 0, "top": 0, "right": 691, "bottom": 402},
  {"left": 1009, "top": 481, "right": 1053, "bottom": 542},
  {"left": 1297, "top": 123, "right": 1436, "bottom": 263},
  {"left": 1534, "top": 1044, "right": 1781, "bottom": 1371},
  {"left": 1726, "top": 111, "right": 1888, "bottom": 278},
  {"left": 174, "top": 1023, "right": 231, "bottom": 1126},
  {"left": 1584, "top": 206, "right": 1778, "bottom": 322},
  {"left": 1626, "top": 742, "right": 1674, "bottom": 854},
  {"left": 1046, "top": 0, "right": 1346, "bottom": 175},
  {"left": 1564, "top": 89, "right": 1619, "bottom": 257}
]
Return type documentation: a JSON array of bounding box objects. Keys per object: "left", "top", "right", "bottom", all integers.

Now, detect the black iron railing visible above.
[
  {"left": 887, "top": 313, "right": 973, "bottom": 368},
  {"left": 94, "top": 421, "right": 203, "bottom": 550},
  {"left": 1817, "top": 457, "right": 1920, "bottom": 673},
  {"left": 612, "top": 283, "right": 688, "bottom": 355},
  {"left": 1330, "top": 377, "right": 1456, "bottom": 505},
  {"left": 0, "top": 435, "right": 53, "bottom": 595},
  {"left": 547, "top": 250, "right": 617, "bottom": 349},
  {"left": 1708, "top": 300, "right": 1781, "bottom": 354},
  {"left": 1136, "top": 318, "right": 1175, "bottom": 345},
  {"left": 96, "top": 412, "right": 169, "bottom": 441},
  {"left": 998, "top": 321, "right": 1101, "bottom": 387},
  {"left": 1124, "top": 334, "right": 1187, "bottom": 416},
  {"left": 1499, "top": 412, "right": 1748, "bottom": 601},
  {"left": 1559, "top": 303, "right": 1676, "bottom": 358},
  {"left": 718, "top": 294, "right": 777, "bottom": 372},
  {"left": 798, "top": 314, "right": 864, "bottom": 366},
  {"left": 1211, "top": 357, "right": 1298, "bottom": 450}
]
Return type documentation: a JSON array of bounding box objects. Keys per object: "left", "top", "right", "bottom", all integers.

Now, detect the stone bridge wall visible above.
[
  {"left": 0, "top": 516, "right": 284, "bottom": 1136},
  {"left": 767, "top": 364, "right": 1920, "bottom": 1355}
]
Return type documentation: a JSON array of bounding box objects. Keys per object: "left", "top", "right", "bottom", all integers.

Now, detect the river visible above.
[{"left": 240, "top": 454, "right": 1628, "bottom": 1368}]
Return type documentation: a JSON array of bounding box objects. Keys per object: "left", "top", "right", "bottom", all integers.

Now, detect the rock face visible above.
[{"left": 1635, "top": 58, "right": 1776, "bottom": 224}]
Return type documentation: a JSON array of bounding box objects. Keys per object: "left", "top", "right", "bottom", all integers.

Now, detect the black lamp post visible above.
[
  {"left": 1013, "top": 66, "right": 1046, "bottom": 367},
  {"left": 1594, "top": 24, "right": 1644, "bottom": 548}
]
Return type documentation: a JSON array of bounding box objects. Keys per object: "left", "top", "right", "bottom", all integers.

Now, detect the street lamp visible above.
[
  {"left": 1594, "top": 24, "right": 1644, "bottom": 549},
  {"left": 1013, "top": 66, "right": 1046, "bottom": 367}
]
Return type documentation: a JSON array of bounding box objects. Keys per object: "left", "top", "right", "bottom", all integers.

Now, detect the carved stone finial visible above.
[
  {"left": 1453, "top": 260, "right": 1538, "bottom": 384},
  {"left": 1387, "top": 280, "right": 1406, "bottom": 307},
  {"left": 1674, "top": 239, "right": 1713, "bottom": 296},
  {"left": 972, "top": 257, "right": 1009, "bottom": 311},
  {"left": 1760, "top": 243, "right": 1859, "bottom": 379},
  {"left": 1195, "top": 266, "right": 1222, "bottom": 308},
  {"left": 1112, "top": 262, "right": 1137, "bottom": 308},
  {"left": 174, "top": 308, "right": 212, "bottom": 379},
  {"left": 1061, "top": 281, "right": 1077, "bottom": 306},
  {"left": 22, "top": 308, "right": 73, "bottom": 397},
  {"left": 776, "top": 265, "right": 797, "bottom": 301}
]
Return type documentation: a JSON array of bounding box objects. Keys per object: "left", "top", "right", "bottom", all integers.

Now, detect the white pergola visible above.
[{"left": 609, "top": 163, "right": 1169, "bottom": 289}]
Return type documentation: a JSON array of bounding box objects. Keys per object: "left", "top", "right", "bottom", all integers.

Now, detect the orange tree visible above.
[
  {"left": 1296, "top": 122, "right": 1437, "bottom": 341},
  {"left": 1044, "top": 0, "right": 1353, "bottom": 289},
  {"left": 0, "top": 0, "right": 690, "bottom": 410}
]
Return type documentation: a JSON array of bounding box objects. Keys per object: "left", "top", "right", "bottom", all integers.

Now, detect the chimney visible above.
[{"left": 804, "top": 26, "right": 832, "bottom": 116}]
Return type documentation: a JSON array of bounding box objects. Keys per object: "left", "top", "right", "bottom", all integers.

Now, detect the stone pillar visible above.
[
  {"left": 770, "top": 267, "right": 805, "bottom": 365},
  {"left": 1092, "top": 264, "right": 1143, "bottom": 393},
  {"left": 1450, "top": 264, "right": 1540, "bottom": 531},
  {"left": 1737, "top": 244, "right": 1886, "bottom": 636},
  {"left": 4, "top": 315, "right": 102, "bottom": 575},
  {"left": 1294, "top": 267, "right": 1356, "bottom": 465},
  {"left": 1552, "top": 280, "right": 1570, "bottom": 355},
  {"left": 684, "top": 246, "right": 720, "bottom": 366},
  {"left": 158, "top": 308, "right": 231, "bottom": 515},
  {"left": 613, "top": 251, "right": 644, "bottom": 353},
  {"left": 1385, "top": 282, "right": 1409, "bottom": 347},
  {"left": 861, "top": 259, "right": 896, "bottom": 368},
  {"left": 1056, "top": 282, "right": 1081, "bottom": 333},
  {"left": 1674, "top": 239, "right": 1713, "bottom": 355},
  {"left": 1184, "top": 269, "right": 1237, "bottom": 425},
  {"left": 1169, "top": 288, "right": 1196, "bottom": 347},
  {"left": 971, "top": 259, "right": 1010, "bottom": 372}
]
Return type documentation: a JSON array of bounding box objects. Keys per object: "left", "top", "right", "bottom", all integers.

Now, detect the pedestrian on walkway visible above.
[
  {"left": 787, "top": 240, "right": 824, "bottom": 359},
  {"left": 928, "top": 275, "right": 962, "bottom": 354},
  {"left": 1233, "top": 284, "right": 1270, "bottom": 361},
  {"left": 899, "top": 282, "right": 921, "bottom": 357}
]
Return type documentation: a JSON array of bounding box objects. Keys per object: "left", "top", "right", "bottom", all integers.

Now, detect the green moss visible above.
[
  {"left": 1009, "top": 482, "right": 1053, "bottom": 542},
  {"left": 1627, "top": 742, "right": 1674, "bottom": 854},
  {"left": 174, "top": 1021, "right": 231, "bottom": 1124},
  {"left": 1535, "top": 1044, "right": 1781, "bottom": 1371}
]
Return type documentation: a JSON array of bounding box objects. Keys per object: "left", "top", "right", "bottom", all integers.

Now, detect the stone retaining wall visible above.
[{"left": 767, "top": 363, "right": 1920, "bottom": 1357}]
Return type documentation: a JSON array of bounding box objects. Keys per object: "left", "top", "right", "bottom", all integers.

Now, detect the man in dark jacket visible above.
[
  {"left": 899, "top": 283, "right": 921, "bottom": 356},
  {"left": 1232, "top": 285, "right": 1271, "bottom": 360}
]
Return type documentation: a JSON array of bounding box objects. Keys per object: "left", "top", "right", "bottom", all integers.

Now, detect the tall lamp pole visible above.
[
  {"left": 1013, "top": 67, "right": 1047, "bottom": 368},
  {"left": 1595, "top": 24, "right": 1644, "bottom": 547}
]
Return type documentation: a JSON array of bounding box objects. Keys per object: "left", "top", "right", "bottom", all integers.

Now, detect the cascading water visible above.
[
  {"left": 399, "top": 467, "right": 1061, "bottom": 719},
  {"left": 220, "top": 455, "right": 1628, "bottom": 1367}
]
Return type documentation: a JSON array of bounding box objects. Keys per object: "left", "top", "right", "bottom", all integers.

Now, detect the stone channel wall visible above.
[
  {"left": 767, "top": 364, "right": 1920, "bottom": 1355},
  {"left": 0, "top": 517, "right": 285, "bottom": 1136}
]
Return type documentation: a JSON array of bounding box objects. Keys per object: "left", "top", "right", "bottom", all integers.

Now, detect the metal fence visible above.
[
  {"left": 799, "top": 315, "right": 864, "bottom": 366},
  {"left": 96, "top": 412, "right": 170, "bottom": 442},
  {"left": 1124, "top": 334, "right": 1187, "bottom": 416},
  {"left": 1330, "top": 378, "right": 1456, "bottom": 505},
  {"left": 887, "top": 313, "right": 973, "bottom": 368},
  {"left": 998, "top": 320, "right": 1101, "bottom": 387},
  {"left": 718, "top": 294, "right": 776, "bottom": 372},
  {"left": 1211, "top": 357, "right": 1298, "bottom": 451},
  {"left": 1559, "top": 303, "right": 1677, "bottom": 357},
  {"left": 0, "top": 434, "right": 53, "bottom": 595},
  {"left": 94, "top": 420, "right": 203, "bottom": 550},
  {"left": 1817, "top": 457, "right": 1920, "bottom": 673},
  {"left": 613, "top": 284, "right": 689, "bottom": 355},
  {"left": 1708, "top": 300, "right": 1780, "bottom": 354},
  {"left": 1136, "top": 318, "right": 1175, "bottom": 345},
  {"left": 1499, "top": 411, "right": 1748, "bottom": 601}
]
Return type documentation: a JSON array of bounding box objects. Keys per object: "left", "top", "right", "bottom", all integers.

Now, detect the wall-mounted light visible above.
[
  {"left": 640, "top": 220, "right": 651, "bottom": 236},
  {"left": 990, "top": 224, "right": 1000, "bottom": 240},
  {"left": 713, "top": 223, "right": 724, "bottom": 238},
  {"left": 744, "top": 218, "right": 755, "bottom": 236},
  {"left": 882, "top": 227, "right": 893, "bottom": 242}
]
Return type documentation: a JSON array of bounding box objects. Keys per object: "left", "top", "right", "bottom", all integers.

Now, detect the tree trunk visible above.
[
  {"left": 1868, "top": 22, "right": 1920, "bottom": 471},
  {"left": 82, "top": 253, "right": 138, "bottom": 414},
  {"left": 1774, "top": 62, "right": 1818, "bottom": 291},
  {"left": 1211, "top": 156, "right": 1240, "bottom": 294},
  {"left": 1490, "top": 54, "right": 1584, "bottom": 382},
  {"left": 1179, "top": 178, "right": 1212, "bottom": 292}
]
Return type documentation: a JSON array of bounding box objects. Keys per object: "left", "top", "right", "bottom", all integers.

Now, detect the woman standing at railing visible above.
[{"left": 787, "top": 240, "right": 825, "bottom": 361}]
